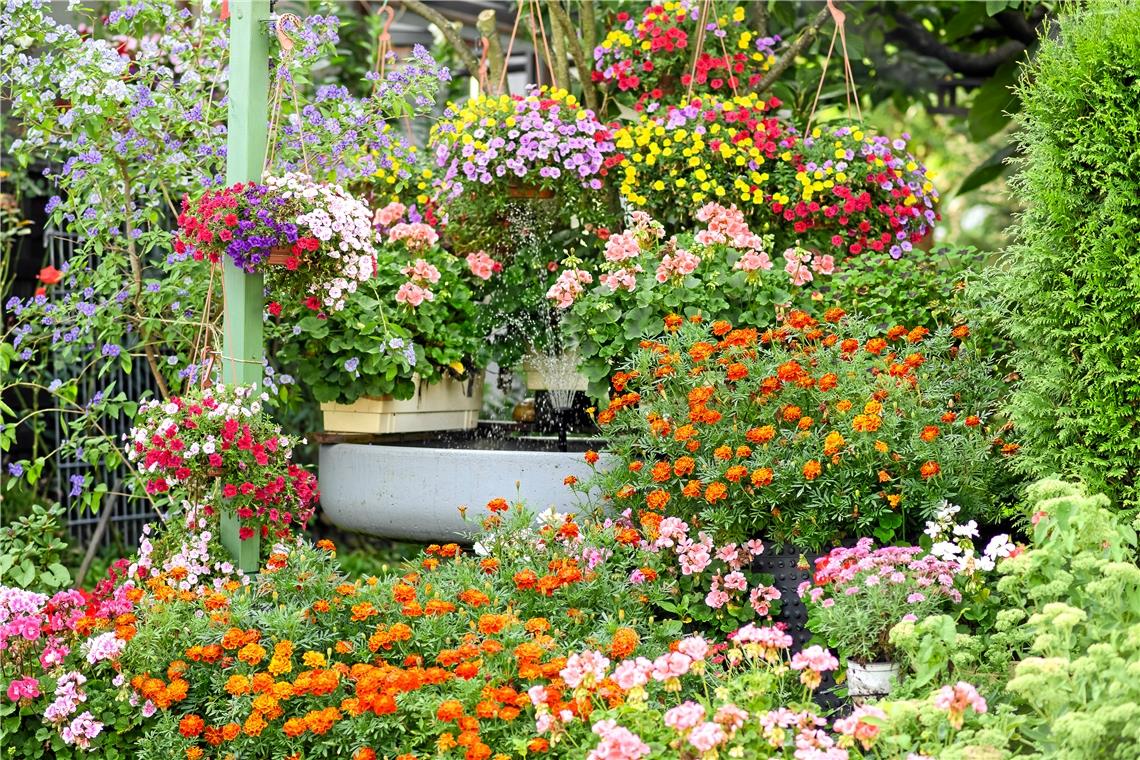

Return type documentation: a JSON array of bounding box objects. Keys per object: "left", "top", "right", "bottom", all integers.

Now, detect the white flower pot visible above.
[
  {"left": 846, "top": 660, "right": 898, "bottom": 697},
  {"left": 523, "top": 352, "right": 588, "bottom": 392},
  {"left": 320, "top": 372, "right": 483, "bottom": 435}
]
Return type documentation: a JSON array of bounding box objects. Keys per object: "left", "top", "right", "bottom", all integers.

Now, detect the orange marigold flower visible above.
[
  {"left": 243, "top": 711, "right": 267, "bottom": 737},
  {"left": 878, "top": 470, "right": 892, "bottom": 483},
  {"left": 609, "top": 627, "right": 640, "bottom": 660},
  {"left": 907, "top": 327, "right": 930, "bottom": 343},
  {"left": 458, "top": 589, "right": 490, "bottom": 607},
  {"left": 393, "top": 583, "right": 416, "bottom": 603},
  {"left": 628, "top": 460, "right": 644, "bottom": 472},
  {"left": 714, "top": 445, "right": 733, "bottom": 460},
  {"left": 681, "top": 479, "right": 702, "bottom": 498},
  {"left": 886, "top": 325, "right": 908, "bottom": 341},
  {"left": 803, "top": 460, "right": 822, "bottom": 480},
  {"left": 874, "top": 440, "right": 889, "bottom": 454},
  {"left": 817, "top": 373, "right": 838, "bottom": 392},
  {"left": 283, "top": 718, "right": 307, "bottom": 738},
  {"left": 513, "top": 569, "right": 538, "bottom": 590},
  {"left": 179, "top": 714, "right": 205, "bottom": 738},
  {"left": 750, "top": 467, "right": 774, "bottom": 487},
  {"left": 797, "top": 416, "right": 814, "bottom": 430},
  {"left": 437, "top": 700, "right": 465, "bottom": 722},
  {"left": 951, "top": 325, "right": 970, "bottom": 339},
  {"left": 941, "top": 412, "right": 957, "bottom": 423},
  {"left": 865, "top": 338, "right": 888, "bottom": 355},
  {"left": 746, "top": 425, "right": 776, "bottom": 444},
  {"left": 222, "top": 723, "right": 241, "bottom": 742},
  {"left": 920, "top": 461, "right": 941, "bottom": 479},
  {"left": 781, "top": 405, "right": 802, "bottom": 422},
  {"left": 355, "top": 750, "right": 378, "bottom": 760},
  {"left": 689, "top": 342, "right": 716, "bottom": 362},
  {"left": 455, "top": 661, "right": 481, "bottom": 679},
  {"left": 711, "top": 319, "right": 733, "bottom": 336},
  {"left": 852, "top": 414, "right": 882, "bottom": 433},
  {"left": 823, "top": 307, "right": 846, "bottom": 324},
  {"left": 1001, "top": 442, "right": 1020, "bottom": 456},
  {"left": 920, "top": 425, "right": 939, "bottom": 442},
  {"left": 786, "top": 310, "right": 815, "bottom": 329},
  {"left": 486, "top": 497, "right": 510, "bottom": 513},
  {"left": 735, "top": 445, "right": 752, "bottom": 458},
  {"left": 646, "top": 489, "right": 671, "bottom": 511},
  {"left": 650, "top": 460, "right": 672, "bottom": 482},
  {"left": 664, "top": 313, "right": 684, "bottom": 332},
  {"left": 316, "top": 539, "right": 336, "bottom": 552},
  {"left": 563, "top": 475, "right": 578, "bottom": 486},
  {"left": 965, "top": 415, "right": 981, "bottom": 427},
  {"left": 528, "top": 738, "right": 551, "bottom": 753},
  {"left": 835, "top": 399, "right": 853, "bottom": 414},
  {"left": 674, "top": 424, "right": 698, "bottom": 441},
  {"left": 823, "top": 431, "right": 846, "bottom": 456},
  {"left": 584, "top": 449, "right": 600, "bottom": 465},
  {"left": 480, "top": 558, "right": 500, "bottom": 574},
  {"left": 725, "top": 465, "right": 748, "bottom": 483},
  {"left": 186, "top": 749, "right": 203, "bottom": 760},
  {"left": 688, "top": 386, "right": 715, "bottom": 405},
  {"left": 673, "top": 456, "right": 696, "bottom": 477},
  {"left": 237, "top": 642, "right": 266, "bottom": 666},
  {"left": 726, "top": 362, "right": 748, "bottom": 381},
  {"left": 705, "top": 482, "right": 728, "bottom": 503}
]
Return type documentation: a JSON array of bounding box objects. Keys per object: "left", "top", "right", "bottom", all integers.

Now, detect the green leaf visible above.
[
  {"left": 957, "top": 142, "right": 1020, "bottom": 195},
  {"left": 967, "top": 59, "right": 1021, "bottom": 141},
  {"left": 47, "top": 562, "right": 71, "bottom": 586}
]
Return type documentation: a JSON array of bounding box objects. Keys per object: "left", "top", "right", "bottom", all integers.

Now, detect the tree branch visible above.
[
  {"left": 396, "top": 0, "right": 480, "bottom": 77},
  {"left": 889, "top": 11, "right": 1027, "bottom": 77},
  {"left": 754, "top": 6, "right": 832, "bottom": 94},
  {"left": 547, "top": 0, "right": 600, "bottom": 114},
  {"left": 476, "top": 9, "right": 507, "bottom": 95},
  {"left": 994, "top": 10, "right": 1040, "bottom": 46}
]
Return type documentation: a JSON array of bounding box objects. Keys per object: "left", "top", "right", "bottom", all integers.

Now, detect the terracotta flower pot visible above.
[
  {"left": 267, "top": 245, "right": 295, "bottom": 266},
  {"left": 506, "top": 183, "right": 555, "bottom": 200}
]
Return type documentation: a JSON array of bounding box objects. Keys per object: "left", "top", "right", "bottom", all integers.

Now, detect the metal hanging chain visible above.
[
  {"left": 806, "top": 0, "right": 863, "bottom": 134},
  {"left": 498, "top": 1, "right": 526, "bottom": 96},
  {"left": 372, "top": 5, "right": 395, "bottom": 92},
  {"left": 684, "top": 0, "right": 714, "bottom": 103},
  {"left": 263, "top": 13, "right": 312, "bottom": 177}
]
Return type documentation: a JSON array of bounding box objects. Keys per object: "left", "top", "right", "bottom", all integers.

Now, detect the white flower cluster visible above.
[
  {"left": 925, "top": 501, "right": 1016, "bottom": 574},
  {"left": 265, "top": 172, "right": 376, "bottom": 312}
]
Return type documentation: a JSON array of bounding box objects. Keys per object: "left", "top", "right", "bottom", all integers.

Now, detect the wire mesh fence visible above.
[{"left": 45, "top": 229, "right": 161, "bottom": 554}]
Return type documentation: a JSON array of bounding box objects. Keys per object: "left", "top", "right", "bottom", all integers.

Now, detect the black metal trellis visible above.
[{"left": 45, "top": 229, "right": 161, "bottom": 555}]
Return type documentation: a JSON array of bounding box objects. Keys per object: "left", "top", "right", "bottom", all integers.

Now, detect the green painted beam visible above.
[{"left": 220, "top": 0, "right": 270, "bottom": 574}]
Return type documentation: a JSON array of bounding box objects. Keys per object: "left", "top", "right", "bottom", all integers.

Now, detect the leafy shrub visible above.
[
  {"left": 1001, "top": 2, "right": 1140, "bottom": 509},
  {"left": 587, "top": 310, "right": 1018, "bottom": 550},
  {"left": 0, "top": 504, "right": 71, "bottom": 592},
  {"left": 890, "top": 479, "right": 1140, "bottom": 758}
]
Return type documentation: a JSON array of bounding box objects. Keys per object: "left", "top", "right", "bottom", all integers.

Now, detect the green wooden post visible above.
[{"left": 220, "top": 0, "right": 269, "bottom": 573}]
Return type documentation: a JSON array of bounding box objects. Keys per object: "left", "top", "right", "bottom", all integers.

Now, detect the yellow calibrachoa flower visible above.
[{"left": 612, "top": 93, "right": 788, "bottom": 213}]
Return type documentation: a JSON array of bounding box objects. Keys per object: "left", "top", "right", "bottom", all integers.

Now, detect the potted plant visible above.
[
  {"left": 428, "top": 87, "right": 621, "bottom": 370},
  {"left": 594, "top": 2, "right": 780, "bottom": 114},
  {"left": 273, "top": 202, "right": 485, "bottom": 435},
  {"left": 124, "top": 384, "right": 318, "bottom": 569},
  {"left": 767, "top": 123, "right": 941, "bottom": 260},
  {"left": 800, "top": 538, "right": 965, "bottom": 697},
  {"left": 554, "top": 204, "right": 826, "bottom": 398},
  {"left": 176, "top": 172, "right": 377, "bottom": 313}
]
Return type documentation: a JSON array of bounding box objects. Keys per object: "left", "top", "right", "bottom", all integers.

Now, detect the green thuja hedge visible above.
[{"left": 1002, "top": 1, "right": 1140, "bottom": 510}]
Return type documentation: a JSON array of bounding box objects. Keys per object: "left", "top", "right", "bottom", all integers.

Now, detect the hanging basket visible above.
[
  {"left": 506, "top": 183, "right": 556, "bottom": 200},
  {"left": 266, "top": 244, "right": 297, "bottom": 267}
]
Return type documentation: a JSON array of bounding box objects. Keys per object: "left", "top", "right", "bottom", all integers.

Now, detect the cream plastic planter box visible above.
[{"left": 320, "top": 373, "right": 483, "bottom": 435}]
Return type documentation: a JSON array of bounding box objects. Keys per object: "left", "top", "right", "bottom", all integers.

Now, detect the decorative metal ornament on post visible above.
[{"left": 219, "top": 0, "right": 269, "bottom": 573}]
